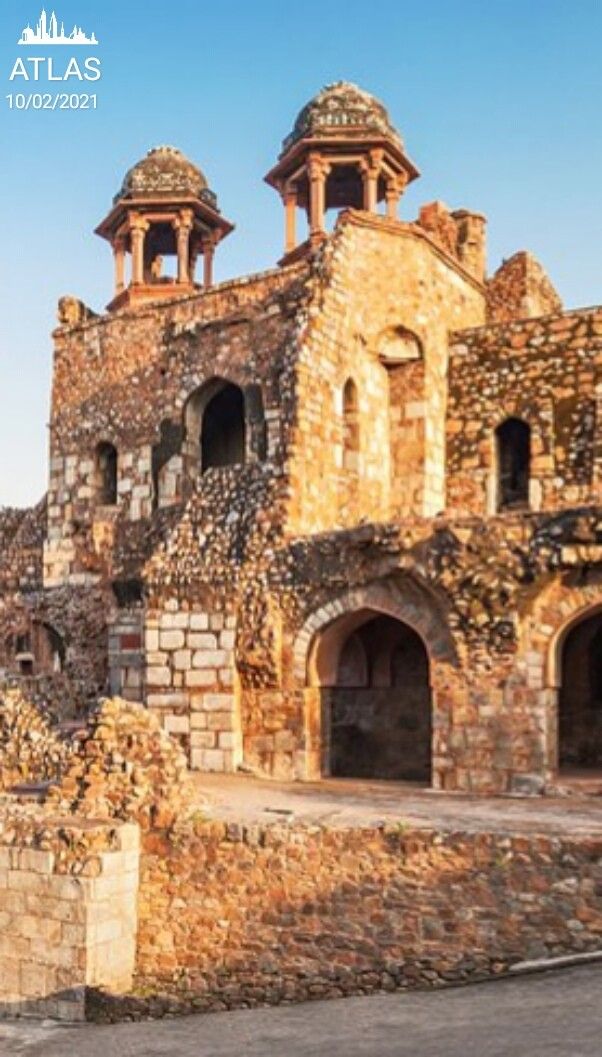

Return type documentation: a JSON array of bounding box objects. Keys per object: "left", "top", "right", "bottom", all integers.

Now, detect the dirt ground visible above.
[{"left": 192, "top": 772, "right": 602, "bottom": 835}]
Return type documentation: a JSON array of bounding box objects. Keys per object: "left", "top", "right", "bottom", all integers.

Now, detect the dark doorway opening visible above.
[
  {"left": 96, "top": 442, "right": 118, "bottom": 505},
  {"left": 326, "top": 613, "right": 432, "bottom": 781},
  {"left": 496, "top": 418, "right": 530, "bottom": 510},
  {"left": 201, "top": 383, "right": 246, "bottom": 471},
  {"left": 559, "top": 611, "right": 602, "bottom": 769}
]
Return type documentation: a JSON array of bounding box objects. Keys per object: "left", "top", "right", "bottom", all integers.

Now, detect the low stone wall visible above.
[
  {"left": 121, "top": 821, "right": 602, "bottom": 1018},
  {"left": 2, "top": 808, "right": 602, "bottom": 1022},
  {"left": 0, "top": 809, "right": 139, "bottom": 1021}
]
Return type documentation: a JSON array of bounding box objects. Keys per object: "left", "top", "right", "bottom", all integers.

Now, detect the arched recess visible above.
[
  {"left": 342, "top": 378, "right": 360, "bottom": 470},
  {"left": 546, "top": 601, "right": 602, "bottom": 771},
  {"left": 516, "top": 582, "right": 602, "bottom": 780},
  {"left": 95, "top": 441, "right": 118, "bottom": 505},
  {"left": 151, "top": 418, "right": 182, "bottom": 511},
  {"left": 374, "top": 325, "right": 425, "bottom": 519},
  {"left": 295, "top": 580, "right": 457, "bottom": 784},
  {"left": 184, "top": 378, "right": 246, "bottom": 473},
  {"left": 31, "top": 622, "right": 66, "bottom": 674},
  {"left": 495, "top": 417, "right": 531, "bottom": 511}
]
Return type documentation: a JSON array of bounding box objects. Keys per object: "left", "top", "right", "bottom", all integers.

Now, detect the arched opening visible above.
[
  {"left": 559, "top": 610, "right": 602, "bottom": 769},
  {"left": 495, "top": 418, "right": 530, "bottom": 510},
  {"left": 314, "top": 611, "right": 432, "bottom": 781},
  {"left": 32, "top": 622, "right": 65, "bottom": 673},
  {"left": 151, "top": 418, "right": 182, "bottom": 511},
  {"left": 112, "top": 579, "right": 144, "bottom": 608},
  {"left": 95, "top": 442, "right": 118, "bottom": 505},
  {"left": 202, "top": 383, "right": 245, "bottom": 470},
  {"left": 184, "top": 379, "right": 246, "bottom": 473},
  {"left": 342, "top": 377, "right": 359, "bottom": 470}
]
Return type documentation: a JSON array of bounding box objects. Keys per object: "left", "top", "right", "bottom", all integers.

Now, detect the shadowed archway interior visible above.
[
  {"left": 559, "top": 610, "right": 602, "bottom": 769},
  {"left": 318, "top": 612, "right": 432, "bottom": 781}
]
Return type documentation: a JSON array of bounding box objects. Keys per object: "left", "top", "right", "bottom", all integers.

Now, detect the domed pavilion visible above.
[
  {"left": 265, "top": 81, "right": 419, "bottom": 261},
  {"left": 95, "top": 146, "right": 234, "bottom": 311}
]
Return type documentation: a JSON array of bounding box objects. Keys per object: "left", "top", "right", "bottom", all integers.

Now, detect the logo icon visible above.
[{"left": 18, "top": 7, "right": 98, "bottom": 46}]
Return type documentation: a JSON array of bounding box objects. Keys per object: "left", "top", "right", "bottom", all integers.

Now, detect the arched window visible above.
[
  {"left": 32, "top": 622, "right": 65, "bottom": 673},
  {"left": 342, "top": 378, "right": 359, "bottom": 470},
  {"left": 95, "top": 442, "right": 118, "bottom": 505},
  {"left": 184, "top": 379, "right": 246, "bottom": 473},
  {"left": 151, "top": 419, "right": 182, "bottom": 511},
  {"left": 201, "top": 383, "right": 245, "bottom": 470},
  {"left": 495, "top": 418, "right": 530, "bottom": 510}
]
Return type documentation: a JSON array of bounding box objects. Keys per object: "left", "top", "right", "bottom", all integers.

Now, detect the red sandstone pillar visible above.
[
  {"left": 113, "top": 236, "right": 126, "bottom": 295},
  {"left": 283, "top": 188, "right": 298, "bottom": 254},
  {"left": 130, "top": 220, "right": 148, "bottom": 286},
  {"left": 174, "top": 211, "right": 193, "bottom": 285},
  {"left": 385, "top": 177, "right": 402, "bottom": 219},
  {"left": 361, "top": 150, "right": 384, "bottom": 213},
  {"left": 202, "top": 235, "right": 215, "bottom": 288},
  {"left": 308, "top": 154, "right": 327, "bottom": 241}
]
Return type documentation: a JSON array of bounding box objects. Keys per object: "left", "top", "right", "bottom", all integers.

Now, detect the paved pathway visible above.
[
  {"left": 192, "top": 772, "right": 602, "bottom": 835},
  {"left": 1, "top": 965, "right": 600, "bottom": 1056}
]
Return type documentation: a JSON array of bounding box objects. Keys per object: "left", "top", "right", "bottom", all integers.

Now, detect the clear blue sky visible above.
[{"left": 1, "top": 0, "right": 601, "bottom": 505}]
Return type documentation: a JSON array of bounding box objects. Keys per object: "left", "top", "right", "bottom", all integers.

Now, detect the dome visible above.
[
  {"left": 115, "top": 146, "right": 216, "bottom": 206},
  {"left": 282, "top": 81, "right": 403, "bottom": 154}
]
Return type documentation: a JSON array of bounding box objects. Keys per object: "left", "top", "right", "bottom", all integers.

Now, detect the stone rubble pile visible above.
[
  {"left": 48, "top": 696, "right": 193, "bottom": 830},
  {"left": 0, "top": 685, "right": 69, "bottom": 791}
]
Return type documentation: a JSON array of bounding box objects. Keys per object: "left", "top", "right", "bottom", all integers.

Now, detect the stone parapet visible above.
[{"left": 118, "top": 819, "right": 602, "bottom": 1019}]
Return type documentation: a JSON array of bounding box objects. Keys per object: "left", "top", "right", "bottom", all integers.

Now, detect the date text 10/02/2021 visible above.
[
  {"left": 6, "top": 56, "right": 101, "bottom": 110},
  {"left": 6, "top": 93, "right": 98, "bottom": 110}
]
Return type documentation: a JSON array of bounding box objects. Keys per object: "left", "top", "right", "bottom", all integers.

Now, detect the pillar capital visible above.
[
  {"left": 201, "top": 230, "right": 217, "bottom": 252},
  {"left": 308, "top": 153, "right": 330, "bottom": 181},
  {"left": 172, "top": 209, "right": 194, "bottom": 233},
  {"left": 128, "top": 215, "right": 149, "bottom": 234}
]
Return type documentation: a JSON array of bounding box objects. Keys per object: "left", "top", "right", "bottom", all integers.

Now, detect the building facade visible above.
[{"left": 1, "top": 82, "right": 601, "bottom": 793}]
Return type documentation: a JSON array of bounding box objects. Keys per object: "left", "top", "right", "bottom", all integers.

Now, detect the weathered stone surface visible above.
[
  {"left": 0, "top": 82, "right": 600, "bottom": 797},
  {"left": 48, "top": 697, "right": 194, "bottom": 831},
  {"left": 0, "top": 687, "right": 68, "bottom": 791}
]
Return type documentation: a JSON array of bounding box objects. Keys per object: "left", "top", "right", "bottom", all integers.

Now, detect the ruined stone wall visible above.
[
  {"left": 126, "top": 821, "right": 602, "bottom": 1017},
  {"left": 447, "top": 307, "right": 602, "bottom": 516},
  {"left": 0, "top": 501, "right": 45, "bottom": 594},
  {"left": 46, "top": 264, "right": 309, "bottom": 588},
  {"left": 287, "top": 211, "right": 485, "bottom": 534},
  {"left": 0, "top": 585, "right": 109, "bottom": 716},
  {"left": 487, "top": 251, "right": 562, "bottom": 324}
]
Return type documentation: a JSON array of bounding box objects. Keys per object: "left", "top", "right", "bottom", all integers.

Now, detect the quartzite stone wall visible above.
[
  {"left": 287, "top": 211, "right": 485, "bottom": 533},
  {"left": 45, "top": 262, "right": 309, "bottom": 588},
  {"left": 486, "top": 251, "right": 563, "bottom": 324},
  {"left": 447, "top": 307, "right": 602, "bottom": 517},
  {"left": 125, "top": 820, "right": 602, "bottom": 1017},
  {"left": 2, "top": 804, "right": 602, "bottom": 1022},
  {"left": 2, "top": 198, "right": 602, "bottom": 793}
]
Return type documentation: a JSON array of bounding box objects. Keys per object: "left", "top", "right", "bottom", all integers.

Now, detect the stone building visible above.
[{"left": 1, "top": 81, "right": 601, "bottom": 794}]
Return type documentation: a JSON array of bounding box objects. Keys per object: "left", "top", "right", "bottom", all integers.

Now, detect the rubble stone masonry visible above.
[
  {"left": 447, "top": 306, "right": 602, "bottom": 516},
  {"left": 2, "top": 83, "right": 602, "bottom": 799},
  {"left": 1, "top": 796, "right": 601, "bottom": 1021}
]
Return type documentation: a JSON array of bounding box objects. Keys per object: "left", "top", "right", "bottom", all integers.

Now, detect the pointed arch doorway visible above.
[
  {"left": 558, "top": 609, "right": 602, "bottom": 770},
  {"left": 310, "top": 608, "right": 432, "bottom": 782}
]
